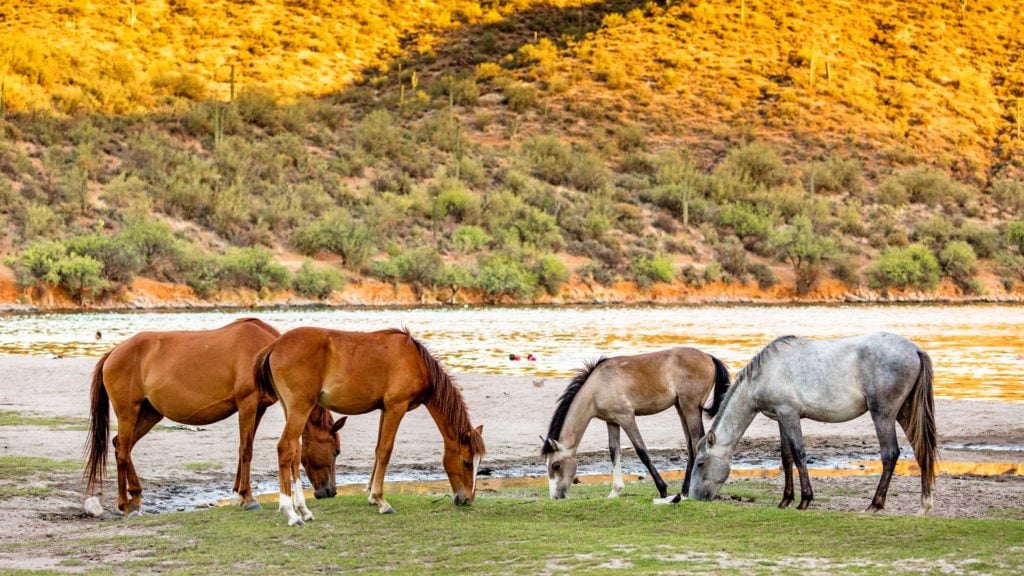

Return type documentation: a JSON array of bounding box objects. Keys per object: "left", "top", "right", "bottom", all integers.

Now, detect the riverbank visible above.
[{"left": 2, "top": 267, "right": 1024, "bottom": 313}]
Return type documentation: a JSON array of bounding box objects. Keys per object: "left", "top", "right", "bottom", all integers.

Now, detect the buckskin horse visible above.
[
  {"left": 84, "top": 318, "right": 345, "bottom": 517},
  {"left": 541, "top": 347, "right": 730, "bottom": 502},
  {"left": 254, "top": 327, "right": 485, "bottom": 525},
  {"left": 689, "top": 332, "right": 937, "bottom": 514}
]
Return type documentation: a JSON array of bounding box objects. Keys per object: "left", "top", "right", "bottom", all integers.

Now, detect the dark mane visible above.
[
  {"left": 712, "top": 335, "right": 798, "bottom": 430},
  {"left": 542, "top": 357, "right": 609, "bottom": 454},
  {"left": 403, "top": 328, "right": 486, "bottom": 456}
]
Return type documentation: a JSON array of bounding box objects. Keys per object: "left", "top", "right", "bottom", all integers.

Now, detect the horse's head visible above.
[
  {"left": 688, "top": 430, "right": 731, "bottom": 501},
  {"left": 300, "top": 412, "right": 347, "bottom": 499},
  {"left": 443, "top": 424, "right": 485, "bottom": 506},
  {"left": 543, "top": 437, "right": 577, "bottom": 499}
]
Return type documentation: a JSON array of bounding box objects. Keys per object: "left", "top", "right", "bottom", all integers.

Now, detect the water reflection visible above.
[{"left": 1, "top": 304, "right": 1022, "bottom": 401}]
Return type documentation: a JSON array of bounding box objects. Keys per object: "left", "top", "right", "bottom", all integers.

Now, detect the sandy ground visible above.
[{"left": 0, "top": 354, "right": 1022, "bottom": 559}]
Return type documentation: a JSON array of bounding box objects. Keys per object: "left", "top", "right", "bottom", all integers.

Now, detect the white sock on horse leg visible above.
[
  {"left": 279, "top": 492, "right": 303, "bottom": 526},
  {"left": 293, "top": 480, "right": 313, "bottom": 521}
]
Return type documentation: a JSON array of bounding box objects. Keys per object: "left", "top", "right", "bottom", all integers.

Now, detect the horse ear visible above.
[
  {"left": 549, "top": 439, "right": 566, "bottom": 453},
  {"left": 474, "top": 424, "right": 483, "bottom": 436},
  {"left": 331, "top": 416, "right": 347, "bottom": 434},
  {"left": 707, "top": 431, "right": 716, "bottom": 448}
]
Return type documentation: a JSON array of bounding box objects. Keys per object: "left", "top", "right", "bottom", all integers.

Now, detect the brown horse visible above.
[
  {"left": 254, "top": 327, "right": 485, "bottom": 524},
  {"left": 84, "top": 318, "right": 345, "bottom": 517}
]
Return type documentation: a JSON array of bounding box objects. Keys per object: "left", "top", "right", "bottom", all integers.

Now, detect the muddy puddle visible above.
[{"left": 142, "top": 445, "right": 1024, "bottom": 514}]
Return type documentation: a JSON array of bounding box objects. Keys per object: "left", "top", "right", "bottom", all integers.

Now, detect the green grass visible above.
[
  {"left": 181, "top": 462, "right": 223, "bottom": 473},
  {"left": 1, "top": 484, "right": 1020, "bottom": 575},
  {"left": 0, "top": 456, "right": 79, "bottom": 480},
  {"left": 0, "top": 410, "right": 90, "bottom": 430}
]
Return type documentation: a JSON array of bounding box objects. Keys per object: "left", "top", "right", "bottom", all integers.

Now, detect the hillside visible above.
[{"left": 1, "top": 0, "right": 1023, "bottom": 307}]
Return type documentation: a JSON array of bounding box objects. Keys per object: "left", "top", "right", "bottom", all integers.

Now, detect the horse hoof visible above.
[
  {"left": 797, "top": 501, "right": 811, "bottom": 511},
  {"left": 380, "top": 506, "right": 396, "bottom": 515},
  {"left": 125, "top": 510, "right": 142, "bottom": 520},
  {"left": 244, "top": 501, "right": 263, "bottom": 511},
  {"left": 865, "top": 505, "right": 882, "bottom": 513},
  {"left": 288, "top": 517, "right": 305, "bottom": 527},
  {"left": 652, "top": 494, "right": 682, "bottom": 506},
  {"left": 778, "top": 499, "right": 793, "bottom": 509}
]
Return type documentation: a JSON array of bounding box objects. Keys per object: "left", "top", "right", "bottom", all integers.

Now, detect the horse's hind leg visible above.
[
  {"left": 606, "top": 423, "right": 624, "bottom": 498},
  {"left": 123, "top": 402, "right": 163, "bottom": 514},
  {"left": 234, "top": 396, "right": 268, "bottom": 510},
  {"left": 867, "top": 410, "right": 901, "bottom": 512},
  {"left": 620, "top": 417, "right": 669, "bottom": 499},
  {"left": 777, "top": 411, "right": 813, "bottom": 509},
  {"left": 277, "top": 401, "right": 315, "bottom": 526},
  {"left": 778, "top": 421, "right": 795, "bottom": 509}
]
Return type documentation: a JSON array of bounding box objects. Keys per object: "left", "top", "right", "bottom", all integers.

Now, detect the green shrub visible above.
[
  {"left": 830, "top": 254, "right": 862, "bottom": 288},
  {"left": 235, "top": 86, "right": 280, "bottom": 129},
  {"left": 991, "top": 179, "right": 1024, "bottom": 215},
  {"left": 451, "top": 225, "right": 491, "bottom": 253},
  {"left": 65, "top": 234, "right": 142, "bottom": 285},
  {"left": 436, "top": 263, "right": 474, "bottom": 303},
  {"left": 577, "top": 261, "right": 617, "bottom": 287},
  {"left": 897, "top": 167, "right": 965, "bottom": 206},
  {"left": 292, "top": 261, "right": 344, "bottom": 299},
  {"left": 7, "top": 241, "right": 107, "bottom": 302},
  {"left": 354, "top": 109, "right": 403, "bottom": 159},
  {"left": 19, "top": 203, "right": 62, "bottom": 240},
  {"left": 769, "top": 215, "right": 835, "bottom": 295},
  {"left": 181, "top": 252, "right": 221, "bottom": 298},
  {"left": 503, "top": 83, "right": 537, "bottom": 112},
  {"left": 523, "top": 135, "right": 570, "bottom": 186},
  {"left": 939, "top": 240, "right": 979, "bottom": 293},
  {"left": 1006, "top": 221, "right": 1024, "bottom": 253},
  {"left": 715, "top": 239, "right": 749, "bottom": 283},
  {"left": 719, "top": 142, "right": 788, "bottom": 189},
  {"left": 290, "top": 211, "right": 374, "bottom": 269},
  {"left": 532, "top": 255, "right": 569, "bottom": 296},
  {"left": 431, "top": 178, "right": 479, "bottom": 222},
  {"left": 8, "top": 241, "right": 67, "bottom": 288},
  {"left": 868, "top": 244, "right": 940, "bottom": 291},
  {"left": 370, "top": 247, "right": 443, "bottom": 289},
  {"left": 911, "top": 215, "right": 955, "bottom": 250},
  {"left": 54, "top": 254, "right": 108, "bottom": 303},
  {"left": 876, "top": 177, "right": 909, "bottom": 206},
  {"left": 715, "top": 203, "right": 773, "bottom": 250},
  {"left": 630, "top": 254, "right": 674, "bottom": 288},
  {"left": 568, "top": 149, "right": 610, "bottom": 192},
  {"left": 955, "top": 222, "right": 998, "bottom": 259},
  {"left": 806, "top": 155, "right": 863, "bottom": 196},
  {"left": 748, "top": 263, "right": 778, "bottom": 290},
  {"left": 219, "top": 247, "right": 290, "bottom": 292},
  {"left": 474, "top": 253, "right": 537, "bottom": 302},
  {"left": 121, "top": 219, "right": 186, "bottom": 281}
]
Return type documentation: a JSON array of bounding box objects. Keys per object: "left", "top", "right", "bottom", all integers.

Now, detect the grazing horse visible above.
[
  {"left": 688, "top": 333, "right": 937, "bottom": 514},
  {"left": 541, "top": 347, "right": 731, "bottom": 501},
  {"left": 254, "top": 327, "right": 485, "bottom": 524},
  {"left": 84, "top": 318, "right": 344, "bottom": 517}
]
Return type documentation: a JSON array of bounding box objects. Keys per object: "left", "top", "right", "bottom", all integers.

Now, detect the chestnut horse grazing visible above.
[
  {"left": 254, "top": 327, "right": 485, "bottom": 524},
  {"left": 84, "top": 318, "right": 343, "bottom": 518}
]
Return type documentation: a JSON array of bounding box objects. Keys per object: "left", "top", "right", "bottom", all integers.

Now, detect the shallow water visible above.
[{"left": 1, "top": 304, "right": 1022, "bottom": 401}]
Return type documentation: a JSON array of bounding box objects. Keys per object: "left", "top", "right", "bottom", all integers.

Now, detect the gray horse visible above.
[
  {"left": 688, "top": 332, "right": 937, "bottom": 514},
  {"left": 542, "top": 347, "right": 730, "bottom": 501}
]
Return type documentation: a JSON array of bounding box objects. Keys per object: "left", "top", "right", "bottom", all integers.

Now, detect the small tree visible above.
[
  {"left": 532, "top": 254, "right": 569, "bottom": 296},
  {"left": 868, "top": 244, "right": 941, "bottom": 292},
  {"left": 769, "top": 215, "right": 834, "bottom": 295},
  {"left": 939, "top": 240, "right": 979, "bottom": 294},
  {"left": 475, "top": 254, "right": 536, "bottom": 303},
  {"left": 292, "top": 261, "right": 344, "bottom": 299}
]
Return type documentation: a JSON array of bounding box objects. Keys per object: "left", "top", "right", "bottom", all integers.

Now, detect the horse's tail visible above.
[
  {"left": 906, "top": 350, "right": 938, "bottom": 513},
  {"left": 407, "top": 331, "right": 486, "bottom": 457},
  {"left": 704, "top": 355, "right": 731, "bottom": 417},
  {"left": 253, "top": 345, "right": 278, "bottom": 402},
  {"left": 84, "top": 351, "right": 112, "bottom": 495}
]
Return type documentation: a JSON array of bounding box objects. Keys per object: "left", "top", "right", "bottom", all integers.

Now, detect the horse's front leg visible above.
[
  {"left": 606, "top": 422, "right": 624, "bottom": 498},
  {"left": 867, "top": 411, "right": 901, "bottom": 512},
  {"left": 677, "top": 403, "right": 705, "bottom": 498},
  {"left": 778, "top": 421, "right": 795, "bottom": 509},
  {"left": 369, "top": 407, "right": 408, "bottom": 514},
  {"left": 620, "top": 417, "right": 669, "bottom": 500},
  {"left": 778, "top": 412, "right": 813, "bottom": 509},
  {"left": 234, "top": 396, "right": 267, "bottom": 511}
]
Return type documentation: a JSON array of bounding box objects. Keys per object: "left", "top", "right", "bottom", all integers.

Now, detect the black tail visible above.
[
  {"left": 704, "top": 356, "right": 731, "bottom": 417},
  {"left": 84, "top": 351, "right": 112, "bottom": 495},
  {"left": 253, "top": 346, "right": 278, "bottom": 402}
]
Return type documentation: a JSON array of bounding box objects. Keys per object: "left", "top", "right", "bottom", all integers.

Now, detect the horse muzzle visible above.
[
  {"left": 314, "top": 486, "right": 337, "bottom": 499},
  {"left": 453, "top": 492, "right": 473, "bottom": 506}
]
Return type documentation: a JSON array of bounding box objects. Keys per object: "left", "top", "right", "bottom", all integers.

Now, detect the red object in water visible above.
[{"left": 527, "top": 354, "right": 537, "bottom": 361}]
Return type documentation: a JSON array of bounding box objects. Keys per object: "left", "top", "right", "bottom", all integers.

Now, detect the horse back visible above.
[
  {"left": 590, "top": 347, "right": 716, "bottom": 416},
  {"left": 270, "top": 327, "right": 427, "bottom": 415},
  {"left": 102, "top": 319, "right": 279, "bottom": 422}
]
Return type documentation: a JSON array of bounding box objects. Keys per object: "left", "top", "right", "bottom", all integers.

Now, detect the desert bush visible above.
[
  {"left": 714, "top": 203, "right": 773, "bottom": 251},
  {"left": 523, "top": 135, "right": 571, "bottom": 185},
  {"left": 719, "top": 142, "right": 788, "bottom": 189},
  {"left": 180, "top": 251, "right": 221, "bottom": 298},
  {"left": 577, "top": 261, "right": 617, "bottom": 287},
  {"left": 991, "top": 179, "right": 1024, "bottom": 215},
  {"left": 436, "top": 263, "right": 474, "bottom": 304},
  {"left": 715, "top": 238, "right": 749, "bottom": 283},
  {"left": 532, "top": 254, "right": 569, "bottom": 296},
  {"left": 451, "top": 225, "right": 491, "bottom": 253},
  {"left": 17, "top": 202, "right": 63, "bottom": 241},
  {"left": 876, "top": 177, "right": 909, "bottom": 206},
  {"left": 431, "top": 178, "right": 479, "bottom": 222},
  {"left": 769, "top": 215, "right": 835, "bottom": 295},
  {"left": 568, "top": 148, "right": 610, "bottom": 192},
  {"left": 8, "top": 241, "right": 107, "bottom": 302},
  {"left": 503, "top": 83, "right": 537, "bottom": 112},
  {"left": 629, "top": 254, "right": 674, "bottom": 288},
  {"left": 896, "top": 167, "right": 966, "bottom": 206},
  {"left": 939, "top": 240, "right": 979, "bottom": 293},
  {"left": 475, "top": 253, "right": 536, "bottom": 302},
  {"left": 292, "top": 261, "right": 345, "bottom": 299},
  {"left": 868, "top": 244, "right": 940, "bottom": 291},
  {"left": 65, "top": 234, "right": 142, "bottom": 285},
  {"left": 218, "top": 247, "right": 290, "bottom": 292},
  {"left": 1006, "top": 221, "right": 1024, "bottom": 254},
  {"left": 354, "top": 109, "right": 404, "bottom": 159},
  {"left": 748, "top": 263, "right": 778, "bottom": 290},
  {"left": 806, "top": 155, "right": 864, "bottom": 196},
  {"left": 120, "top": 219, "right": 186, "bottom": 281},
  {"left": 830, "top": 253, "right": 862, "bottom": 288},
  {"left": 911, "top": 214, "right": 955, "bottom": 250},
  {"left": 614, "top": 202, "right": 644, "bottom": 235},
  {"left": 955, "top": 222, "right": 999, "bottom": 259}
]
